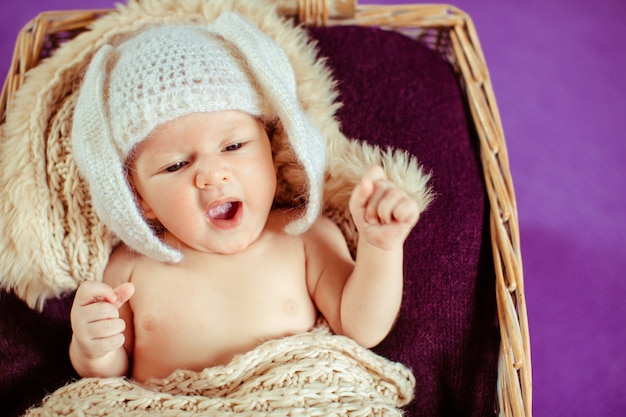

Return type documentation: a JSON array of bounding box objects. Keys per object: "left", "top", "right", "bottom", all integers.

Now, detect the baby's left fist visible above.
[{"left": 349, "top": 165, "right": 420, "bottom": 249}]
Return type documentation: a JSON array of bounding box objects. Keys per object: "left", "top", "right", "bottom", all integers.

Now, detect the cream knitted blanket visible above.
[{"left": 24, "top": 325, "right": 415, "bottom": 416}]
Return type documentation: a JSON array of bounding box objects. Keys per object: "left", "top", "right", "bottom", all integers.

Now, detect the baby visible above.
[{"left": 69, "top": 13, "right": 420, "bottom": 382}]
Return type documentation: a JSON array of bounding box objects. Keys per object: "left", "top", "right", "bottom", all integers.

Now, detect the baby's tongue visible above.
[{"left": 209, "top": 202, "right": 237, "bottom": 220}]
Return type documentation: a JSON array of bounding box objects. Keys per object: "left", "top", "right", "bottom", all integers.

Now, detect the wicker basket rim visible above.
[{"left": 0, "top": 2, "right": 531, "bottom": 416}]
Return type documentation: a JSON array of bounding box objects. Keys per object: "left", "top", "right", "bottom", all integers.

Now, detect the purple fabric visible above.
[
  {"left": 0, "top": 292, "right": 76, "bottom": 416},
  {"left": 0, "top": 25, "right": 498, "bottom": 417}
]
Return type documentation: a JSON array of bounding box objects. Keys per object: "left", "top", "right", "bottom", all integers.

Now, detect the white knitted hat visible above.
[{"left": 71, "top": 12, "right": 326, "bottom": 263}]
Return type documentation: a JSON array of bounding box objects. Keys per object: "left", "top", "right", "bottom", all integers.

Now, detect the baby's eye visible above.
[
  {"left": 165, "top": 161, "right": 188, "bottom": 172},
  {"left": 224, "top": 142, "right": 243, "bottom": 152}
]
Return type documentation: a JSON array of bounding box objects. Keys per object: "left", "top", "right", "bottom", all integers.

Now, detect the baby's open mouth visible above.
[{"left": 208, "top": 201, "right": 241, "bottom": 221}]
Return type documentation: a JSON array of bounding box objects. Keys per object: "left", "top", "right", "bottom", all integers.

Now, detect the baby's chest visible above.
[
  {"left": 137, "top": 281, "right": 311, "bottom": 328},
  {"left": 130, "top": 266, "right": 317, "bottom": 353}
]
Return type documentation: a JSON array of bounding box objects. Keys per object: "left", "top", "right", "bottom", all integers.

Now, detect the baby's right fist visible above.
[{"left": 70, "top": 281, "right": 134, "bottom": 358}]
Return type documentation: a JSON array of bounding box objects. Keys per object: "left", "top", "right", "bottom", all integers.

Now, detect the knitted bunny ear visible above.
[
  {"left": 207, "top": 12, "right": 326, "bottom": 235},
  {"left": 71, "top": 45, "right": 184, "bottom": 263}
]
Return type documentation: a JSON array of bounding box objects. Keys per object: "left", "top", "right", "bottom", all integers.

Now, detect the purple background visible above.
[{"left": 1, "top": 1, "right": 624, "bottom": 416}]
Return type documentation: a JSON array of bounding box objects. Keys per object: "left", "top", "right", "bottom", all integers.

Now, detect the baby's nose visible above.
[{"left": 195, "top": 165, "right": 229, "bottom": 188}]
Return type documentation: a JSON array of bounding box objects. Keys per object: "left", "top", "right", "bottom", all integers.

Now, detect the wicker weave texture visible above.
[{"left": 0, "top": 1, "right": 531, "bottom": 417}]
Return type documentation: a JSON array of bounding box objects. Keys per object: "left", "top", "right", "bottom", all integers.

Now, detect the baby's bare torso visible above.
[{"left": 121, "top": 223, "right": 317, "bottom": 382}]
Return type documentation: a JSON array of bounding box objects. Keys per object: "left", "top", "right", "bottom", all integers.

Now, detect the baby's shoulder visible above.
[
  {"left": 266, "top": 210, "right": 343, "bottom": 245},
  {"left": 269, "top": 209, "right": 339, "bottom": 231},
  {"left": 303, "top": 215, "right": 344, "bottom": 242},
  {"left": 103, "top": 243, "right": 140, "bottom": 286}
]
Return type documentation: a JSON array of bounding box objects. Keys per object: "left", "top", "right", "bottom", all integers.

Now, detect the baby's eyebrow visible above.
[{"left": 148, "top": 148, "right": 178, "bottom": 157}]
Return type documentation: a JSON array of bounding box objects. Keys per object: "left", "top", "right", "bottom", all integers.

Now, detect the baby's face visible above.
[{"left": 129, "top": 110, "right": 277, "bottom": 255}]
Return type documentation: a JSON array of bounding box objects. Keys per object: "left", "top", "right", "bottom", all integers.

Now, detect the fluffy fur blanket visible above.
[
  {"left": 24, "top": 324, "right": 415, "bottom": 416},
  {"left": 0, "top": 0, "right": 432, "bottom": 310}
]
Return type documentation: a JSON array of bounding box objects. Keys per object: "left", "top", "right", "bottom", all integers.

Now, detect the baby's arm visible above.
[
  {"left": 308, "top": 165, "right": 419, "bottom": 347},
  {"left": 69, "top": 259, "right": 135, "bottom": 378},
  {"left": 342, "top": 165, "right": 419, "bottom": 345}
]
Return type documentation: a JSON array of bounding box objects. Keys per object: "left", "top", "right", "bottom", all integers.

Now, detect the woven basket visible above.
[{"left": 0, "top": 1, "right": 531, "bottom": 416}]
